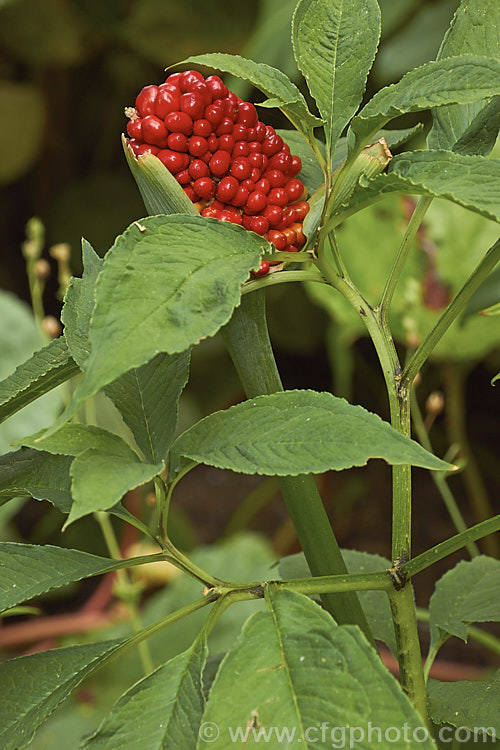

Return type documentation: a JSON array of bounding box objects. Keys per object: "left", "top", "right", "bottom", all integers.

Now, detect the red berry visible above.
[
  {"left": 291, "top": 223, "right": 307, "bottom": 247},
  {"left": 265, "top": 169, "right": 287, "bottom": 188},
  {"left": 242, "top": 215, "right": 253, "bottom": 230},
  {"left": 269, "top": 151, "right": 292, "bottom": 172},
  {"left": 167, "top": 132, "right": 189, "bottom": 152},
  {"left": 293, "top": 201, "right": 310, "bottom": 221},
  {"left": 191, "top": 81, "right": 212, "bottom": 106},
  {"left": 180, "top": 91, "right": 205, "bottom": 120},
  {"left": 207, "top": 134, "right": 219, "bottom": 152},
  {"left": 250, "top": 167, "right": 261, "bottom": 183},
  {"left": 183, "top": 186, "right": 197, "bottom": 201},
  {"left": 248, "top": 141, "right": 262, "bottom": 153},
  {"left": 219, "top": 209, "right": 243, "bottom": 225},
  {"left": 283, "top": 226, "right": 297, "bottom": 246},
  {"left": 254, "top": 122, "right": 267, "bottom": 141},
  {"left": 216, "top": 117, "right": 234, "bottom": 136},
  {"left": 263, "top": 204, "right": 284, "bottom": 227},
  {"left": 267, "top": 187, "right": 288, "bottom": 207},
  {"left": 261, "top": 134, "right": 283, "bottom": 157},
  {"left": 201, "top": 150, "right": 212, "bottom": 163},
  {"left": 285, "top": 178, "right": 304, "bottom": 202},
  {"left": 232, "top": 124, "right": 248, "bottom": 141},
  {"left": 165, "top": 72, "right": 182, "bottom": 86},
  {"left": 193, "top": 118, "right": 212, "bottom": 137},
  {"left": 165, "top": 111, "right": 193, "bottom": 135},
  {"left": 141, "top": 115, "right": 168, "bottom": 147},
  {"left": 127, "top": 118, "right": 143, "bottom": 140},
  {"left": 255, "top": 178, "right": 271, "bottom": 194},
  {"left": 175, "top": 169, "right": 190, "bottom": 185},
  {"left": 245, "top": 191, "right": 267, "bottom": 214},
  {"left": 237, "top": 101, "right": 258, "bottom": 127},
  {"left": 221, "top": 97, "right": 238, "bottom": 121},
  {"left": 216, "top": 176, "right": 239, "bottom": 202},
  {"left": 289, "top": 155, "right": 302, "bottom": 177},
  {"left": 230, "top": 157, "right": 252, "bottom": 181},
  {"left": 240, "top": 178, "right": 255, "bottom": 192},
  {"left": 205, "top": 75, "right": 226, "bottom": 99},
  {"left": 218, "top": 134, "right": 235, "bottom": 152},
  {"left": 232, "top": 141, "right": 250, "bottom": 158},
  {"left": 135, "top": 143, "right": 159, "bottom": 156},
  {"left": 249, "top": 152, "right": 264, "bottom": 169},
  {"left": 188, "top": 136, "right": 208, "bottom": 157},
  {"left": 188, "top": 159, "right": 209, "bottom": 179},
  {"left": 193, "top": 177, "right": 216, "bottom": 199},
  {"left": 179, "top": 70, "right": 204, "bottom": 93},
  {"left": 254, "top": 260, "right": 270, "bottom": 277},
  {"left": 135, "top": 85, "right": 158, "bottom": 116},
  {"left": 155, "top": 89, "right": 180, "bottom": 118},
  {"left": 267, "top": 230, "right": 287, "bottom": 251},
  {"left": 205, "top": 103, "right": 224, "bottom": 127},
  {"left": 209, "top": 150, "right": 231, "bottom": 177},
  {"left": 230, "top": 185, "right": 250, "bottom": 207},
  {"left": 201, "top": 205, "right": 219, "bottom": 218},
  {"left": 249, "top": 216, "right": 269, "bottom": 235},
  {"left": 157, "top": 149, "right": 189, "bottom": 173}
]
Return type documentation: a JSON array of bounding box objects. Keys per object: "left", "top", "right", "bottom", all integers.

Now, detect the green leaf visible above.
[
  {"left": 428, "top": 672, "right": 500, "bottom": 737},
  {"left": 464, "top": 266, "right": 500, "bottom": 317},
  {"left": 200, "top": 589, "right": 434, "bottom": 748},
  {"left": 82, "top": 638, "right": 207, "bottom": 749},
  {"left": 0, "top": 638, "right": 126, "bottom": 750},
  {"left": 177, "top": 52, "right": 322, "bottom": 139},
  {"left": 171, "top": 390, "right": 451, "bottom": 477},
  {"left": 291, "top": 0, "right": 380, "bottom": 156},
  {"left": 482, "top": 302, "right": 500, "bottom": 316},
  {"left": 279, "top": 549, "right": 397, "bottom": 655},
  {"left": 68, "top": 448, "right": 163, "bottom": 525},
  {"left": 122, "top": 136, "right": 198, "bottom": 217},
  {"left": 428, "top": 0, "right": 500, "bottom": 154},
  {"left": 0, "top": 447, "right": 73, "bottom": 512},
  {"left": 492, "top": 373, "right": 500, "bottom": 385},
  {"left": 62, "top": 239, "right": 103, "bottom": 368},
  {"left": 54, "top": 214, "right": 266, "bottom": 429},
  {"left": 429, "top": 556, "right": 500, "bottom": 653},
  {"left": 277, "top": 129, "right": 325, "bottom": 196},
  {"left": 0, "top": 337, "right": 79, "bottom": 425},
  {"left": 348, "top": 150, "right": 500, "bottom": 225},
  {"left": 0, "top": 543, "right": 126, "bottom": 615},
  {"left": 21, "top": 422, "right": 141, "bottom": 459},
  {"left": 348, "top": 55, "right": 500, "bottom": 154},
  {"left": 104, "top": 351, "right": 190, "bottom": 464}
]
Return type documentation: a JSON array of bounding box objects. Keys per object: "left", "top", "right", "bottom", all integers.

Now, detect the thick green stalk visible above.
[{"left": 221, "top": 290, "right": 374, "bottom": 642}]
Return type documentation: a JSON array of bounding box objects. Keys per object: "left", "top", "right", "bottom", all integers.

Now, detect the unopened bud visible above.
[
  {"left": 34, "top": 259, "right": 51, "bottom": 280},
  {"left": 42, "top": 315, "right": 62, "bottom": 338},
  {"left": 49, "top": 243, "right": 71, "bottom": 263},
  {"left": 21, "top": 217, "right": 45, "bottom": 260},
  {"left": 426, "top": 391, "right": 444, "bottom": 417}
]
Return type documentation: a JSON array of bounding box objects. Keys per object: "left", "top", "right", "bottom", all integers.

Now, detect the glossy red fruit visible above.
[
  {"left": 219, "top": 209, "right": 243, "bottom": 225},
  {"left": 193, "top": 118, "right": 212, "bottom": 137},
  {"left": 188, "top": 136, "right": 208, "bottom": 157},
  {"left": 230, "top": 157, "right": 252, "bottom": 181},
  {"left": 248, "top": 141, "right": 262, "bottom": 153},
  {"left": 165, "top": 72, "right": 182, "bottom": 86},
  {"left": 249, "top": 216, "right": 269, "bottom": 235},
  {"left": 135, "top": 85, "right": 158, "bottom": 116},
  {"left": 216, "top": 176, "right": 239, "bottom": 202},
  {"left": 230, "top": 185, "right": 250, "bottom": 207},
  {"left": 135, "top": 143, "right": 159, "bottom": 156},
  {"left": 205, "top": 75, "right": 226, "bottom": 99},
  {"left": 218, "top": 134, "right": 235, "bottom": 152},
  {"left": 265, "top": 169, "right": 287, "bottom": 188},
  {"left": 191, "top": 81, "right": 212, "bottom": 106},
  {"left": 201, "top": 205, "right": 219, "bottom": 218},
  {"left": 263, "top": 204, "right": 283, "bottom": 227},
  {"left": 245, "top": 191, "right": 267, "bottom": 214},
  {"left": 282, "top": 226, "right": 297, "bottom": 246},
  {"left": 209, "top": 150, "right": 231, "bottom": 177},
  {"left": 167, "top": 132, "right": 189, "bottom": 152},
  {"left": 127, "top": 118, "right": 143, "bottom": 140},
  {"left": 254, "top": 122, "right": 267, "bottom": 141},
  {"left": 205, "top": 103, "right": 224, "bottom": 127},
  {"left": 207, "top": 134, "right": 219, "bottom": 152},
  {"left": 221, "top": 97, "right": 238, "bottom": 121},
  {"left": 268, "top": 151, "right": 292, "bottom": 172},
  {"left": 240, "top": 178, "right": 255, "bottom": 192},
  {"left": 232, "top": 123, "right": 248, "bottom": 142},
  {"left": 165, "top": 111, "right": 193, "bottom": 135},
  {"left": 253, "top": 260, "right": 270, "bottom": 277},
  {"left": 293, "top": 201, "right": 310, "bottom": 221},
  {"left": 155, "top": 89, "right": 180, "bottom": 118},
  {"left": 237, "top": 101, "right": 258, "bottom": 127},
  {"left": 267, "top": 187, "right": 288, "bottom": 207},
  {"left": 215, "top": 117, "right": 234, "bottom": 135},
  {"left": 291, "top": 223, "right": 306, "bottom": 247},
  {"left": 175, "top": 169, "right": 190, "bottom": 185},
  {"left": 267, "top": 229, "right": 287, "bottom": 251},
  {"left": 193, "top": 177, "right": 216, "bottom": 199},
  {"left": 183, "top": 185, "right": 197, "bottom": 201},
  {"left": 157, "top": 149, "right": 189, "bottom": 173},
  {"left": 249, "top": 152, "right": 265, "bottom": 170},
  {"left": 180, "top": 91, "right": 205, "bottom": 120},
  {"left": 289, "top": 155, "right": 302, "bottom": 177},
  {"left": 285, "top": 178, "right": 304, "bottom": 202},
  {"left": 255, "top": 178, "right": 271, "bottom": 195},
  {"left": 141, "top": 116, "right": 169, "bottom": 147},
  {"left": 179, "top": 70, "right": 205, "bottom": 93},
  {"left": 261, "top": 134, "right": 283, "bottom": 157},
  {"left": 188, "top": 159, "right": 210, "bottom": 179},
  {"left": 232, "top": 141, "right": 250, "bottom": 157}
]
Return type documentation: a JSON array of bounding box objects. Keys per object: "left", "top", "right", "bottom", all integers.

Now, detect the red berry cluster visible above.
[{"left": 126, "top": 70, "right": 310, "bottom": 276}]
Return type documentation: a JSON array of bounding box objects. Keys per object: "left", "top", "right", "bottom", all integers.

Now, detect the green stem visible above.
[
  {"left": 221, "top": 290, "right": 374, "bottom": 642},
  {"left": 379, "top": 196, "right": 432, "bottom": 330},
  {"left": 410, "top": 389, "right": 479, "bottom": 557},
  {"left": 403, "top": 514, "right": 500, "bottom": 578},
  {"left": 389, "top": 586, "right": 429, "bottom": 724},
  {"left": 401, "top": 237, "right": 500, "bottom": 387},
  {"left": 242, "top": 269, "right": 327, "bottom": 295},
  {"left": 95, "top": 511, "right": 154, "bottom": 675}
]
